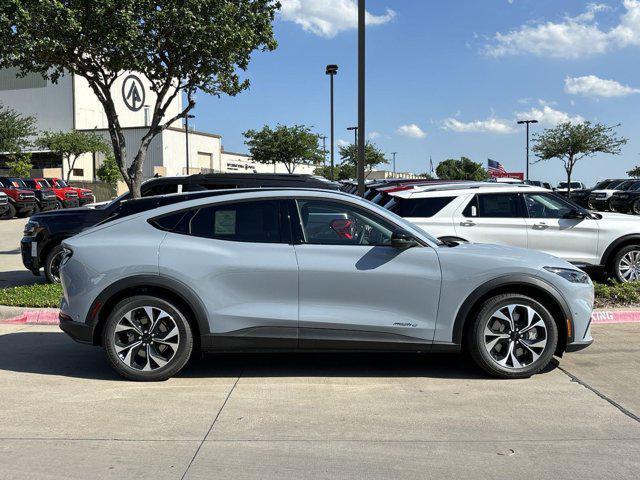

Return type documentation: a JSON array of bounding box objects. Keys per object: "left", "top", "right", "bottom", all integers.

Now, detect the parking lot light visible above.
[{"left": 517, "top": 119, "right": 538, "bottom": 181}]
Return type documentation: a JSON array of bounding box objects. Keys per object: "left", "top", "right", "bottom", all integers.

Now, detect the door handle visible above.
[
  {"left": 459, "top": 220, "right": 475, "bottom": 227},
  {"left": 533, "top": 222, "right": 548, "bottom": 230}
]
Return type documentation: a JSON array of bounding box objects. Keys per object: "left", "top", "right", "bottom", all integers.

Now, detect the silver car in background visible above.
[{"left": 58, "top": 189, "right": 594, "bottom": 381}]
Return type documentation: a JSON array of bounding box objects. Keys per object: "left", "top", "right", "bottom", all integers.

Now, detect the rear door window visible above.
[
  {"left": 390, "top": 196, "right": 455, "bottom": 217},
  {"left": 464, "top": 193, "right": 522, "bottom": 218}
]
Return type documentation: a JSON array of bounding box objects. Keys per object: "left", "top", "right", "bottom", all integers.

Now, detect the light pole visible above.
[
  {"left": 326, "top": 64, "right": 338, "bottom": 181},
  {"left": 391, "top": 152, "right": 397, "bottom": 175},
  {"left": 185, "top": 114, "right": 195, "bottom": 175},
  {"left": 319, "top": 135, "right": 327, "bottom": 169},
  {"left": 517, "top": 119, "right": 538, "bottom": 181},
  {"left": 357, "top": 0, "right": 365, "bottom": 197},
  {"left": 347, "top": 126, "right": 358, "bottom": 146}
]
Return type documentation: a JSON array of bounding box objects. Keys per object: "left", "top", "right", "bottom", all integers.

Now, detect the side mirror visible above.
[
  {"left": 329, "top": 218, "right": 356, "bottom": 240},
  {"left": 563, "top": 209, "right": 587, "bottom": 220},
  {"left": 391, "top": 229, "right": 419, "bottom": 250}
]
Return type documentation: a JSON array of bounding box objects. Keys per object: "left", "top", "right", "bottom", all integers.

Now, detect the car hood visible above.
[
  {"left": 441, "top": 242, "right": 570, "bottom": 269},
  {"left": 597, "top": 211, "right": 640, "bottom": 222}
]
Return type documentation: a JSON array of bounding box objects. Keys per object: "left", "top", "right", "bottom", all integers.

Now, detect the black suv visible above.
[
  {"left": 21, "top": 173, "right": 340, "bottom": 282},
  {"left": 609, "top": 181, "right": 640, "bottom": 214},
  {"left": 3, "top": 177, "right": 58, "bottom": 213},
  {"left": 568, "top": 179, "right": 625, "bottom": 208}
]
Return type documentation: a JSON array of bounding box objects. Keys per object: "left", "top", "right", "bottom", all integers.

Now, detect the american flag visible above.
[{"left": 487, "top": 159, "right": 506, "bottom": 175}]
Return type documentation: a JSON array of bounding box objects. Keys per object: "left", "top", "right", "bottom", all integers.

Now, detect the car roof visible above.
[
  {"left": 139, "top": 173, "right": 341, "bottom": 191},
  {"left": 389, "top": 182, "right": 543, "bottom": 199}
]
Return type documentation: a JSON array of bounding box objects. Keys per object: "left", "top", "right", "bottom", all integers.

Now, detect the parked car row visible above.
[{"left": 0, "top": 176, "right": 93, "bottom": 219}]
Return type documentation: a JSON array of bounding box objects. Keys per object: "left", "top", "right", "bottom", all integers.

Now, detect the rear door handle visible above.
[
  {"left": 459, "top": 220, "right": 475, "bottom": 227},
  {"left": 533, "top": 222, "right": 548, "bottom": 230}
]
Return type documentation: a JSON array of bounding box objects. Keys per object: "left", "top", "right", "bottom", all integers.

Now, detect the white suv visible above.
[{"left": 384, "top": 183, "right": 640, "bottom": 282}]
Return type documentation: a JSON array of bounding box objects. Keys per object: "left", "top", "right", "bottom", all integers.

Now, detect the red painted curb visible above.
[
  {"left": 2, "top": 309, "right": 640, "bottom": 326},
  {"left": 590, "top": 310, "right": 640, "bottom": 324}
]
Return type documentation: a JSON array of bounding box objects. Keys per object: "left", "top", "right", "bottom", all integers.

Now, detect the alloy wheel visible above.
[
  {"left": 618, "top": 250, "right": 640, "bottom": 282},
  {"left": 113, "top": 306, "right": 180, "bottom": 371},
  {"left": 483, "top": 304, "right": 548, "bottom": 369},
  {"left": 633, "top": 200, "right": 640, "bottom": 215},
  {"left": 48, "top": 250, "right": 65, "bottom": 283}
]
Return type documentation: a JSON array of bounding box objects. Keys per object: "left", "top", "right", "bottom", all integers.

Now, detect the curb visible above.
[{"left": 1, "top": 306, "right": 640, "bottom": 327}]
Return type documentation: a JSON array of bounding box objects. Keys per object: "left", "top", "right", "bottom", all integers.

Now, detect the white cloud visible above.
[
  {"left": 367, "top": 131, "right": 381, "bottom": 140},
  {"left": 337, "top": 138, "right": 350, "bottom": 147},
  {"left": 515, "top": 105, "right": 584, "bottom": 126},
  {"left": 442, "top": 117, "right": 517, "bottom": 134},
  {"left": 483, "top": 0, "right": 640, "bottom": 59},
  {"left": 279, "top": 0, "right": 396, "bottom": 38},
  {"left": 396, "top": 124, "right": 426, "bottom": 138},
  {"left": 565, "top": 75, "right": 640, "bottom": 97}
]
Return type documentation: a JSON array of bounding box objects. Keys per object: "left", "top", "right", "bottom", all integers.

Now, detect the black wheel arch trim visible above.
[
  {"left": 85, "top": 274, "right": 210, "bottom": 345},
  {"left": 601, "top": 234, "right": 640, "bottom": 267},
  {"left": 451, "top": 273, "right": 575, "bottom": 346}
]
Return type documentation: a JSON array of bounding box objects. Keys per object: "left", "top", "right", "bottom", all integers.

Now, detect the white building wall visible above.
[
  {"left": 161, "top": 128, "right": 221, "bottom": 176},
  {"left": 0, "top": 68, "right": 73, "bottom": 133},
  {"left": 220, "top": 151, "right": 316, "bottom": 175}
]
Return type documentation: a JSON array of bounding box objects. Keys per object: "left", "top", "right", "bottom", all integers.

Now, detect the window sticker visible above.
[{"left": 214, "top": 210, "right": 236, "bottom": 235}]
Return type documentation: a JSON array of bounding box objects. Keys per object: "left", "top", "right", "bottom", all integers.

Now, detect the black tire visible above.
[
  {"left": 102, "top": 295, "right": 194, "bottom": 381},
  {"left": 467, "top": 293, "right": 558, "bottom": 379},
  {"left": 632, "top": 200, "right": 640, "bottom": 215},
  {"left": 17, "top": 208, "right": 33, "bottom": 218},
  {"left": 44, "top": 245, "right": 65, "bottom": 284},
  {"left": 1, "top": 203, "right": 16, "bottom": 220},
  {"left": 55, "top": 200, "right": 64, "bottom": 210},
  {"left": 611, "top": 244, "right": 640, "bottom": 283},
  {"left": 33, "top": 204, "right": 41, "bottom": 214}
]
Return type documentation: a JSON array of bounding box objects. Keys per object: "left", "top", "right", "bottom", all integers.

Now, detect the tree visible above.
[
  {"left": 0, "top": 103, "right": 36, "bottom": 154},
  {"left": 5, "top": 154, "right": 33, "bottom": 177},
  {"left": 37, "top": 130, "right": 111, "bottom": 182},
  {"left": 627, "top": 166, "right": 640, "bottom": 178},
  {"left": 96, "top": 155, "right": 123, "bottom": 188},
  {"left": 532, "top": 122, "right": 627, "bottom": 193},
  {"left": 0, "top": 1, "right": 279, "bottom": 197},
  {"left": 314, "top": 164, "right": 354, "bottom": 181},
  {"left": 436, "top": 157, "right": 488, "bottom": 180},
  {"left": 339, "top": 142, "right": 388, "bottom": 172},
  {"left": 244, "top": 124, "right": 324, "bottom": 174}
]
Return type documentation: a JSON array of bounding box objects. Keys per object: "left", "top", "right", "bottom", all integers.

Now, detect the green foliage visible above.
[
  {"left": 338, "top": 142, "right": 388, "bottom": 171},
  {"left": 436, "top": 157, "right": 489, "bottom": 180},
  {"left": 36, "top": 130, "right": 111, "bottom": 181},
  {"left": 314, "top": 164, "right": 355, "bottom": 181},
  {"left": 0, "top": 283, "right": 62, "bottom": 308},
  {"left": 627, "top": 166, "right": 640, "bottom": 178},
  {"left": 0, "top": 1, "right": 279, "bottom": 197},
  {"left": 244, "top": 124, "right": 324, "bottom": 174},
  {"left": 593, "top": 281, "right": 640, "bottom": 308},
  {"left": 0, "top": 103, "right": 36, "bottom": 153},
  {"left": 5, "top": 153, "right": 33, "bottom": 177},
  {"left": 96, "top": 155, "right": 123, "bottom": 187},
  {"left": 532, "top": 122, "right": 627, "bottom": 192}
]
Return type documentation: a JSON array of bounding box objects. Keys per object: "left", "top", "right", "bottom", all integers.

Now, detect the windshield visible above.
[
  {"left": 618, "top": 181, "right": 635, "bottom": 190},
  {"left": 36, "top": 179, "right": 51, "bottom": 188},
  {"left": 53, "top": 179, "right": 68, "bottom": 187},
  {"left": 8, "top": 178, "right": 26, "bottom": 188}
]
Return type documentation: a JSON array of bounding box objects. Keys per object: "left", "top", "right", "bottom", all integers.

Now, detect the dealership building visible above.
[{"left": 0, "top": 68, "right": 313, "bottom": 181}]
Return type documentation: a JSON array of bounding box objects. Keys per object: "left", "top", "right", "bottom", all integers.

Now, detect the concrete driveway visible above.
[
  {"left": 0, "top": 322, "right": 638, "bottom": 479},
  {"left": 0, "top": 217, "right": 44, "bottom": 287}
]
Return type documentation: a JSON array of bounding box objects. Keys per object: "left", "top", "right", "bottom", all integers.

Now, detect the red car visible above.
[
  {"left": 31, "top": 178, "right": 79, "bottom": 209},
  {"left": 0, "top": 177, "right": 37, "bottom": 218},
  {"left": 46, "top": 178, "right": 94, "bottom": 206}
]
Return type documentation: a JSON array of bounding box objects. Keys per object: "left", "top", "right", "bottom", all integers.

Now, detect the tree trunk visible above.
[
  {"left": 566, "top": 156, "right": 573, "bottom": 195},
  {"left": 65, "top": 154, "right": 78, "bottom": 182}
]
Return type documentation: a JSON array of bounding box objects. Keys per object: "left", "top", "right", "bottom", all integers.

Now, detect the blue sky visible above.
[{"left": 192, "top": 0, "right": 640, "bottom": 186}]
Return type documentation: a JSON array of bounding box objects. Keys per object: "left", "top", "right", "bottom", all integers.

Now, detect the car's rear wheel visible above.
[
  {"left": 44, "top": 245, "right": 65, "bottom": 283},
  {"left": 612, "top": 245, "right": 640, "bottom": 282},
  {"left": 467, "top": 294, "right": 558, "bottom": 379},
  {"left": 1, "top": 203, "right": 16, "bottom": 220},
  {"left": 103, "top": 296, "right": 193, "bottom": 381}
]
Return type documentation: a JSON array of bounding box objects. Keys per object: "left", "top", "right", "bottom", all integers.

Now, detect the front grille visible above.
[{"left": 65, "top": 192, "right": 78, "bottom": 198}]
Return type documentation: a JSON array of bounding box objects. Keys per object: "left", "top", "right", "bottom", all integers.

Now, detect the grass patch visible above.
[
  {"left": 594, "top": 280, "right": 640, "bottom": 308},
  {"left": 0, "top": 283, "right": 63, "bottom": 308}
]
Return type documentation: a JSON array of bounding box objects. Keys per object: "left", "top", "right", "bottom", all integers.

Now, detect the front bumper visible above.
[
  {"left": 62, "top": 198, "right": 79, "bottom": 208},
  {"left": 568, "top": 195, "right": 590, "bottom": 208},
  {"left": 38, "top": 199, "right": 57, "bottom": 211},
  {"left": 588, "top": 197, "right": 608, "bottom": 210},
  {"left": 609, "top": 196, "right": 635, "bottom": 212},
  {"left": 14, "top": 199, "right": 37, "bottom": 212},
  {"left": 20, "top": 236, "right": 40, "bottom": 273},
  {"left": 566, "top": 338, "right": 594, "bottom": 352},
  {"left": 78, "top": 196, "right": 94, "bottom": 206}
]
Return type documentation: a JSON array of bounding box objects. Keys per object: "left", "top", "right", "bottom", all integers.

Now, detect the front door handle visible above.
[
  {"left": 533, "top": 222, "right": 548, "bottom": 230},
  {"left": 459, "top": 220, "right": 475, "bottom": 227}
]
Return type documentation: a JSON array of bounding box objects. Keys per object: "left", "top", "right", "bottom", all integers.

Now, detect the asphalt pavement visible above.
[
  {"left": 0, "top": 217, "right": 44, "bottom": 287},
  {"left": 0, "top": 322, "right": 638, "bottom": 479}
]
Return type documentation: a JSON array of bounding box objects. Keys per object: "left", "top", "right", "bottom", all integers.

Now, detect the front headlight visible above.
[
  {"left": 544, "top": 266, "right": 590, "bottom": 284},
  {"left": 24, "top": 221, "right": 39, "bottom": 236}
]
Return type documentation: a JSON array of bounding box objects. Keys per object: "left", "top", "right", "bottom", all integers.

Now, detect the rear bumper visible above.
[{"left": 59, "top": 313, "right": 94, "bottom": 344}]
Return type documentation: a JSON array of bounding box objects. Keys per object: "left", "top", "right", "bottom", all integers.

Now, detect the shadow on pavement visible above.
[
  {"left": 0, "top": 269, "right": 46, "bottom": 287},
  {"left": 0, "top": 330, "right": 558, "bottom": 381}
]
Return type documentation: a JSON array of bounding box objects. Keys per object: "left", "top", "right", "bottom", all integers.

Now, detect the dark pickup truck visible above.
[{"left": 21, "top": 173, "right": 340, "bottom": 282}]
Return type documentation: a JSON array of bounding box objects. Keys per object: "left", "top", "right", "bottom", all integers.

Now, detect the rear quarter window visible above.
[{"left": 390, "top": 196, "right": 456, "bottom": 217}]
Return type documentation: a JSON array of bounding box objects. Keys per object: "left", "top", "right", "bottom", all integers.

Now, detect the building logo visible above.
[{"left": 122, "top": 75, "right": 145, "bottom": 112}]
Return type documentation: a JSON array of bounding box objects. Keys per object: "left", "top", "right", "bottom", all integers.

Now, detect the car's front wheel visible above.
[
  {"left": 0, "top": 203, "right": 16, "bottom": 220},
  {"left": 103, "top": 295, "right": 194, "bottom": 381},
  {"left": 612, "top": 245, "right": 640, "bottom": 282},
  {"left": 632, "top": 200, "right": 640, "bottom": 215},
  {"left": 44, "top": 245, "right": 65, "bottom": 283},
  {"left": 467, "top": 294, "right": 558, "bottom": 379}
]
